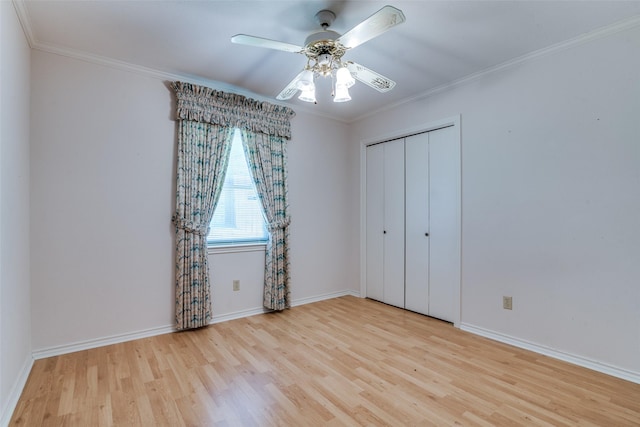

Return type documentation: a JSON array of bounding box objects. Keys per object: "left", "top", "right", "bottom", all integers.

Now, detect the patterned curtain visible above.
[
  {"left": 171, "top": 81, "right": 295, "bottom": 328},
  {"left": 173, "top": 121, "right": 233, "bottom": 330},
  {"left": 241, "top": 130, "right": 291, "bottom": 310}
]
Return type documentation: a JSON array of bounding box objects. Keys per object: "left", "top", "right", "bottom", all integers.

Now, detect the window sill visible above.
[{"left": 207, "top": 242, "right": 267, "bottom": 255}]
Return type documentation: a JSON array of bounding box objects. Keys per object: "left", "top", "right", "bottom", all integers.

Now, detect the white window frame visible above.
[{"left": 207, "top": 129, "right": 269, "bottom": 250}]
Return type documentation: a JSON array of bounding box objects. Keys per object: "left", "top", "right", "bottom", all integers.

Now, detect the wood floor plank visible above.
[{"left": 10, "top": 296, "right": 640, "bottom": 426}]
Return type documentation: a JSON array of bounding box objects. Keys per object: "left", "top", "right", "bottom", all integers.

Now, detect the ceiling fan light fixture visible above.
[
  {"left": 236, "top": 6, "right": 406, "bottom": 105},
  {"left": 298, "top": 87, "right": 317, "bottom": 103},
  {"left": 333, "top": 84, "right": 351, "bottom": 103},
  {"left": 336, "top": 66, "right": 355, "bottom": 88}
]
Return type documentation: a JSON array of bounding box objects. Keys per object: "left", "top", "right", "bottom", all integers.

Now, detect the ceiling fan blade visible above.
[
  {"left": 276, "top": 70, "right": 305, "bottom": 100},
  {"left": 347, "top": 62, "right": 396, "bottom": 92},
  {"left": 337, "top": 5, "right": 406, "bottom": 49},
  {"left": 231, "top": 34, "right": 303, "bottom": 53}
]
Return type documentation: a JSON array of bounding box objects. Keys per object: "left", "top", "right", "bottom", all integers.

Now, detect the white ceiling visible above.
[{"left": 18, "top": 0, "right": 640, "bottom": 122}]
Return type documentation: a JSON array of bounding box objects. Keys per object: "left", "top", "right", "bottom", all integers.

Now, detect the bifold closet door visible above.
[
  {"left": 365, "top": 140, "right": 404, "bottom": 309},
  {"left": 428, "top": 126, "right": 460, "bottom": 322},
  {"left": 366, "top": 124, "right": 460, "bottom": 322},
  {"left": 405, "top": 133, "right": 430, "bottom": 315}
]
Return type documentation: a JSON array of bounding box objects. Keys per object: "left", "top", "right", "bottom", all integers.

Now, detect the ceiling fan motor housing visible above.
[
  {"left": 304, "top": 30, "right": 347, "bottom": 65},
  {"left": 304, "top": 30, "right": 340, "bottom": 47}
]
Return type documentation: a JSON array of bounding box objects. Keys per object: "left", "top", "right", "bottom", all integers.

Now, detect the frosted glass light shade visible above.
[
  {"left": 335, "top": 67, "right": 355, "bottom": 88},
  {"left": 333, "top": 84, "right": 351, "bottom": 102},
  {"left": 296, "top": 70, "right": 315, "bottom": 91},
  {"left": 298, "top": 88, "right": 317, "bottom": 103}
]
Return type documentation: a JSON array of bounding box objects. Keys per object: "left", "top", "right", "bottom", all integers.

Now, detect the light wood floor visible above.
[{"left": 11, "top": 296, "right": 640, "bottom": 426}]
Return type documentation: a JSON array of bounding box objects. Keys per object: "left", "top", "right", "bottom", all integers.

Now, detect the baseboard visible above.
[
  {"left": 460, "top": 323, "right": 640, "bottom": 385},
  {"left": 32, "top": 324, "right": 175, "bottom": 360},
  {"left": 290, "top": 289, "right": 361, "bottom": 307},
  {"left": 31, "top": 289, "right": 362, "bottom": 360},
  {"left": 0, "top": 355, "right": 33, "bottom": 427},
  {"left": 210, "top": 306, "right": 271, "bottom": 324},
  {"left": 210, "top": 289, "right": 361, "bottom": 323}
]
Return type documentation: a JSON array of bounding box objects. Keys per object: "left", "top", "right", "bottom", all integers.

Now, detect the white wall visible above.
[
  {"left": 287, "top": 110, "right": 357, "bottom": 299},
  {"left": 30, "top": 50, "right": 355, "bottom": 353},
  {"left": 351, "top": 25, "right": 640, "bottom": 377},
  {"left": 0, "top": 2, "right": 32, "bottom": 424},
  {"left": 30, "top": 51, "right": 176, "bottom": 352}
]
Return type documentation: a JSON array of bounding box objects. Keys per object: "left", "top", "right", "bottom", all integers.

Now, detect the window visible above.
[{"left": 207, "top": 129, "right": 268, "bottom": 245}]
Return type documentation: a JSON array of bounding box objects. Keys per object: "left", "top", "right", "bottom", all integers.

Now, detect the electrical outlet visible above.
[
  {"left": 233, "top": 280, "right": 240, "bottom": 291},
  {"left": 503, "top": 296, "right": 513, "bottom": 310}
]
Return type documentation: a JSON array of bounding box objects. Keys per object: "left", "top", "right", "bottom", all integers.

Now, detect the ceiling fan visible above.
[{"left": 231, "top": 5, "right": 406, "bottom": 103}]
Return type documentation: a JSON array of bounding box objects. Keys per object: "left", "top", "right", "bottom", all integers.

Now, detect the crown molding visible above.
[
  {"left": 351, "top": 13, "right": 640, "bottom": 123},
  {"left": 12, "top": 0, "right": 342, "bottom": 124},
  {"left": 31, "top": 40, "right": 347, "bottom": 124},
  {"left": 12, "top": 0, "right": 639, "bottom": 126},
  {"left": 12, "top": 0, "right": 35, "bottom": 48},
  {"left": 12, "top": 0, "right": 258, "bottom": 99},
  {"left": 31, "top": 40, "right": 278, "bottom": 101}
]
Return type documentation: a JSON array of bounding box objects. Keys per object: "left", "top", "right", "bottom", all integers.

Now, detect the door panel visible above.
[
  {"left": 405, "top": 133, "right": 429, "bottom": 314},
  {"left": 365, "top": 144, "right": 384, "bottom": 302},
  {"left": 428, "top": 126, "right": 460, "bottom": 322},
  {"left": 383, "top": 140, "right": 405, "bottom": 308}
]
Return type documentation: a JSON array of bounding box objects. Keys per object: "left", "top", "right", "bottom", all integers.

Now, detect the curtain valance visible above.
[{"left": 171, "top": 81, "right": 296, "bottom": 139}]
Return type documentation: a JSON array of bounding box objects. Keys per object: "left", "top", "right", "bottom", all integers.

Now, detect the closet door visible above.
[
  {"left": 428, "top": 126, "right": 460, "bottom": 322},
  {"left": 365, "top": 144, "right": 384, "bottom": 302},
  {"left": 405, "top": 133, "right": 430, "bottom": 315},
  {"left": 382, "top": 139, "right": 405, "bottom": 308}
]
